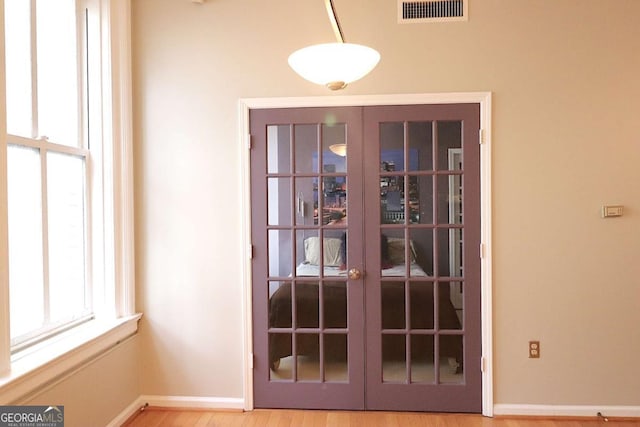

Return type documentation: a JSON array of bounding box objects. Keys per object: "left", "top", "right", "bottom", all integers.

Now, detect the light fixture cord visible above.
[{"left": 325, "top": 0, "right": 345, "bottom": 43}]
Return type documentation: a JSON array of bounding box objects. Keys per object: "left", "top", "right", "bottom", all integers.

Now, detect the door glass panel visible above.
[
  {"left": 381, "top": 282, "right": 405, "bottom": 329},
  {"left": 268, "top": 177, "right": 292, "bottom": 226},
  {"left": 269, "top": 333, "right": 292, "bottom": 380},
  {"left": 408, "top": 121, "right": 433, "bottom": 172},
  {"left": 380, "top": 122, "right": 405, "bottom": 172},
  {"left": 294, "top": 124, "right": 319, "bottom": 173},
  {"left": 408, "top": 228, "right": 433, "bottom": 277},
  {"left": 437, "top": 173, "right": 463, "bottom": 225},
  {"left": 321, "top": 176, "right": 347, "bottom": 226},
  {"left": 294, "top": 177, "right": 317, "bottom": 226},
  {"left": 437, "top": 228, "right": 462, "bottom": 277},
  {"left": 296, "top": 230, "right": 319, "bottom": 276},
  {"left": 411, "top": 334, "right": 435, "bottom": 383},
  {"left": 439, "top": 282, "right": 463, "bottom": 330},
  {"left": 380, "top": 175, "right": 404, "bottom": 224},
  {"left": 410, "top": 175, "right": 433, "bottom": 224},
  {"left": 268, "top": 229, "right": 292, "bottom": 277},
  {"left": 297, "top": 333, "right": 320, "bottom": 381},
  {"left": 322, "top": 123, "right": 347, "bottom": 173},
  {"left": 324, "top": 282, "right": 347, "bottom": 329},
  {"left": 269, "top": 281, "right": 291, "bottom": 328},
  {"left": 409, "top": 282, "right": 434, "bottom": 330},
  {"left": 324, "top": 333, "right": 348, "bottom": 381},
  {"left": 267, "top": 125, "right": 291, "bottom": 174},
  {"left": 296, "top": 282, "right": 319, "bottom": 328},
  {"left": 382, "top": 334, "right": 406, "bottom": 382},
  {"left": 440, "top": 335, "right": 464, "bottom": 384},
  {"left": 436, "top": 121, "right": 462, "bottom": 170}
]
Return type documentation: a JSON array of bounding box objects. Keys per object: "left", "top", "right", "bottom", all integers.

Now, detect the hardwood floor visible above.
[{"left": 123, "top": 408, "right": 640, "bottom": 427}]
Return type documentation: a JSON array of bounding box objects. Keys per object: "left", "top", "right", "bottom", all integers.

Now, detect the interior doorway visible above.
[{"left": 248, "top": 102, "right": 483, "bottom": 412}]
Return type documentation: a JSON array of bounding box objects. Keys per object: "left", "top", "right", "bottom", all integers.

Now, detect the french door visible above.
[{"left": 250, "top": 104, "right": 481, "bottom": 412}]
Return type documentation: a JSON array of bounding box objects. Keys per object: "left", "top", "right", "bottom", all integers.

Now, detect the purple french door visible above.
[{"left": 250, "top": 104, "right": 481, "bottom": 412}]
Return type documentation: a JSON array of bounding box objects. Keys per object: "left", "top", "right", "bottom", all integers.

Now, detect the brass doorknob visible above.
[{"left": 348, "top": 268, "right": 363, "bottom": 280}]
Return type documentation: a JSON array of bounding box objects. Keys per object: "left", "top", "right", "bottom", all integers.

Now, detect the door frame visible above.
[{"left": 238, "top": 92, "right": 493, "bottom": 416}]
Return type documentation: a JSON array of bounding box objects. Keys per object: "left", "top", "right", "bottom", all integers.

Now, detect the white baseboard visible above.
[
  {"left": 106, "top": 396, "right": 146, "bottom": 427},
  {"left": 494, "top": 404, "right": 640, "bottom": 418},
  {"left": 107, "top": 395, "right": 245, "bottom": 426}
]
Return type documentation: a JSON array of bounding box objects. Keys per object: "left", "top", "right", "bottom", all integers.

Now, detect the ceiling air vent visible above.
[{"left": 398, "top": 0, "right": 468, "bottom": 23}]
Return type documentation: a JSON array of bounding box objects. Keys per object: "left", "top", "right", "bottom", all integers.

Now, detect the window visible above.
[
  {"left": 5, "top": 0, "right": 90, "bottom": 351},
  {"left": 0, "top": 0, "right": 137, "bottom": 391}
]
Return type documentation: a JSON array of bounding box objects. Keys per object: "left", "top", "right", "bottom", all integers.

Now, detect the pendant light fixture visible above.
[{"left": 288, "top": 0, "right": 380, "bottom": 90}]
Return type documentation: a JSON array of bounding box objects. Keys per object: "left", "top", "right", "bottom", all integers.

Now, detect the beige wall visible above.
[
  {"left": 23, "top": 337, "right": 139, "bottom": 427},
  {"left": 131, "top": 0, "right": 640, "bottom": 408}
]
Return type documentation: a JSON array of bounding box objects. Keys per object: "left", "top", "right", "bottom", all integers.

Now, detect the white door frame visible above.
[{"left": 238, "top": 92, "right": 493, "bottom": 416}]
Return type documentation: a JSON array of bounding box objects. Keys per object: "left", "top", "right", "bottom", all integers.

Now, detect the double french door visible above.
[{"left": 250, "top": 104, "right": 481, "bottom": 412}]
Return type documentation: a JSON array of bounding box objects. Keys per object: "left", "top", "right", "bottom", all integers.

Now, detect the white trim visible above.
[
  {"left": 238, "top": 92, "right": 493, "bottom": 415},
  {"left": 0, "top": 0, "right": 10, "bottom": 377},
  {"left": 105, "top": 395, "right": 146, "bottom": 427},
  {"left": 107, "top": 395, "right": 245, "bottom": 427},
  {"left": 0, "top": 314, "right": 141, "bottom": 404},
  {"left": 138, "top": 395, "right": 245, "bottom": 410},
  {"left": 493, "top": 404, "right": 640, "bottom": 419},
  {"left": 107, "top": 0, "right": 135, "bottom": 317}
]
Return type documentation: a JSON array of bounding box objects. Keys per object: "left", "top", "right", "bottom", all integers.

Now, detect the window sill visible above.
[{"left": 0, "top": 313, "right": 142, "bottom": 404}]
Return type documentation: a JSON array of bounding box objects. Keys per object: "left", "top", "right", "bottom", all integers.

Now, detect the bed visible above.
[{"left": 267, "top": 236, "right": 463, "bottom": 372}]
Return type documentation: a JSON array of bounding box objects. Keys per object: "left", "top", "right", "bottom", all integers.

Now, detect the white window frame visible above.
[{"left": 0, "top": 0, "right": 138, "bottom": 403}]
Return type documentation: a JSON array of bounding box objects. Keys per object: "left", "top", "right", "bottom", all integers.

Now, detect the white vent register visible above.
[{"left": 398, "top": 0, "right": 468, "bottom": 23}]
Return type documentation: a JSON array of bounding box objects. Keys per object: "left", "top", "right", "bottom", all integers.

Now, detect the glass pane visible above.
[
  {"left": 294, "top": 177, "right": 317, "bottom": 226},
  {"left": 436, "top": 121, "right": 462, "bottom": 170},
  {"left": 408, "top": 228, "right": 433, "bottom": 277},
  {"left": 382, "top": 334, "right": 406, "bottom": 382},
  {"left": 36, "top": 0, "right": 79, "bottom": 146},
  {"left": 410, "top": 175, "right": 433, "bottom": 224},
  {"left": 409, "top": 282, "right": 434, "bottom": 330},
  {"left": 380, "top": 122, "right": 405, "bottom": 172},
  {"left": 408, "top": 121, "right": 433, "bottom": 171},
  {"left": 321, "top": 176, "right": 347, "bottom": 226},
  {"left": 440, "top": 282, "right": 463, "bottom": 330},
  {"left": 323, "top": 281, "right": 347, "bottom": 329},
  {"left": 437, "top": 173, "right": 463, "bottom": 225},
  {"left": 437, "top": 228, "right": 462, "bottom": 277},
  {"left": 324, "top": 334, "right": 348, "bottom": 381},
  {"left": 267, "top": 125, "right": 291, "bottom": 174},
  {"left": 268, "top": 281, "right": 291, "bottom": 328},
  {"left": 294, "top": 124, "right": 319, "bottom": 173},
  {"left": 440, "top": 335, "right": 464, "bottom": 384},
  {"left": 269, "top": 333, "right": 292, "bottom": 380},
  {"left": 47, "top": 152, "right": 87, "bottom": 322},
  {"left": 267, "top": 177, "right": 292, "bottom": 226},
  {"left": 297, "top": 333, "right": 320, "bottom": 381},
  {"left": 411, "top": 334, "right": 435, "bottom": 383},
  {"left": 381, "top": 282, "right": 405, "bottom": 330},
  {"left": 5, "top": 0, "right": 33, "bottom": 137},
  {"left": 7, "top": 145, "right": 44, "bottom": 339},
  {"left": 268, "top": 229, "right": 292, "bottom": 277},
  {"left": 380, "top": 175, "right": 404, "bottom": 224},
  {"left": 322, "top": 123, "right": 346, "bottom": 173},
  {"left": 295, "top": 282, "right": 319, "bottom": 328},
  {"left": 296, "top": 230, "right": 318, "bottom": 277}
]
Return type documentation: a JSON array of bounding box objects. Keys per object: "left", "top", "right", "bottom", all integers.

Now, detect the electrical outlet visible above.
[{"left": 529, "top": 341, "right": 540, "bottom": 358}]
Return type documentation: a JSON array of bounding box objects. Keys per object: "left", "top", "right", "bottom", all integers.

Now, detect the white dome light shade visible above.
[{"left": 288, "top": 42, "right": 380, "bottom": 90}]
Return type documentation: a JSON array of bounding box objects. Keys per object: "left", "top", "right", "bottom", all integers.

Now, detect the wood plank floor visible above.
[{"left": 123, "top": 408, "right": 640, "bottom": 427}]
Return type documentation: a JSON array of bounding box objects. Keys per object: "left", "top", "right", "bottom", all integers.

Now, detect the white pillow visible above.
[{"left": 304, "top": 237, "right": 343, "bottom": 266}]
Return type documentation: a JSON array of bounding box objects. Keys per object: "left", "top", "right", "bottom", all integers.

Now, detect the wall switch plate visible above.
[
  {"left": 602, "top": 205, "right": 624, "bottom": 218},
  {"left": 529, "top": 341, "right": 540, "bottom": 358}
]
